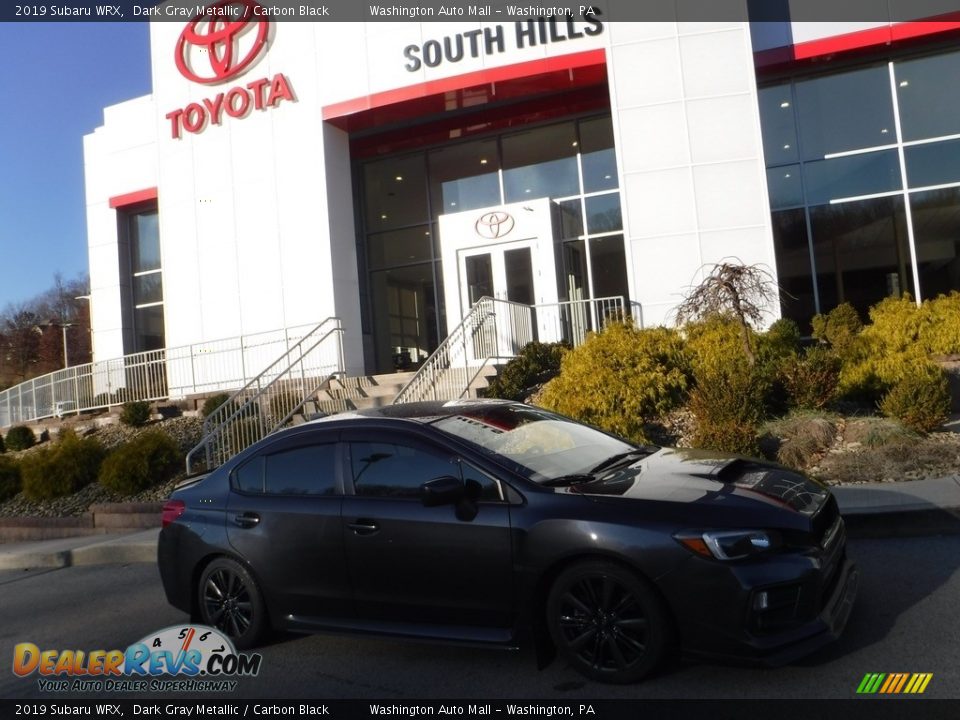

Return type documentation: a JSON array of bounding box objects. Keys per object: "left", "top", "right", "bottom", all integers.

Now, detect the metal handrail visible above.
[
  {"left": 185, "top": 318, "right": 345, "bottom": 474},
  {"left": 0, "top": 321, "right": 328, "bottom": 429},
  {"left": 392, "top": 295, "right": 643, "bottom": 405}
]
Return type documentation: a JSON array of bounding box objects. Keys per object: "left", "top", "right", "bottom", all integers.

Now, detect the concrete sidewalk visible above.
[{"left": 0, "top": 477, "right": 959, "bottom": 571}]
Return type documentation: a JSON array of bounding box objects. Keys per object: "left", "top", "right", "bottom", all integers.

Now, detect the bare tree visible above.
[{"left": 674, "top": 261, "right": 780, "bottom": 366}]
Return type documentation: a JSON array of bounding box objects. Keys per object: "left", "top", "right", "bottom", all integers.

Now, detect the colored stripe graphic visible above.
[{"left": 857, "top": 673, "right": 932, "bottom": 694}]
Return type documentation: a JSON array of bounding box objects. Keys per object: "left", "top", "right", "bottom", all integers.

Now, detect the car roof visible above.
[{"left": 306, "top": 398, "right": 519, "bottom": 426}]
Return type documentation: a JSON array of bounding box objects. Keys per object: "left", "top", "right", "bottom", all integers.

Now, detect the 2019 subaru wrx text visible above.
[{"left": 158, "top": 400, "right": 858, "bottom": 684}]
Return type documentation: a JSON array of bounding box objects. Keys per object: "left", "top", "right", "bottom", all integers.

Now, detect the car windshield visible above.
[{"left": 429, "top": 405, "right": 642, "bottom": 484}]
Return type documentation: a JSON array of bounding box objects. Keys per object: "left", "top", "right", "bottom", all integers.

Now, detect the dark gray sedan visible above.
[{"left": 158, "top": 400, "right": 857, "bottom": 684}]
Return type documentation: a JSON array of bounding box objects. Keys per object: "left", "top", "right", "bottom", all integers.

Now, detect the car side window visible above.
[
  {"left": 233, "top": 443, "right": 337, "bottom": 496},
  {"left": 349, "top": 440, "right": 457, "bottom": 499},
  {"left": 460, "top": 461, "right": 504, "bottom": 502},
  {"left": 264, "top": 444, "right": 337, "bottom": 495}
]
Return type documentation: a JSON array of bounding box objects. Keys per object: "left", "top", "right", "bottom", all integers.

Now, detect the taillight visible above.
[{"left": 161, "top": 499, "right": 186, "bottom": 528}]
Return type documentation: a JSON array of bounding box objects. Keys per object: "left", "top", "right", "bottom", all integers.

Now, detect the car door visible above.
[
  {"left": 225, "top": 430, "right": 351, "bottom": 620},
  {"left": 340, "top": 429, "right": 515, "bottom": 634}
]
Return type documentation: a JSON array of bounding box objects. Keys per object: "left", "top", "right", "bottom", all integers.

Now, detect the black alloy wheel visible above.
[
  {"left": 546, "top": 561, "right": 669, "bottom": 684},
  {"left": 197, "top": 558, "right": 266, "bottom": 650}
]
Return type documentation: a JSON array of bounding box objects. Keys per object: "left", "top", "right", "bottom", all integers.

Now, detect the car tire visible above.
[
  {"left": 197, "top": 557, "right": 267, "bottom": 650},
  {"left": 546, "top": 560, "right": 670, "bottom": 684}
]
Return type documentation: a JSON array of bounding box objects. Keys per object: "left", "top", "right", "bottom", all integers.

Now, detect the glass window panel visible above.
[
  {"left": 263, "top": 444, "right": 337, "bottom": 496},
  {"left": 766, "top": 165, "right": 804, "bottom": 209},
  {"left": 579, "top": 116, "right": 618, "bottom": 193},
  {"left": 585, "top": 193, "right": 623, "bottom": 234},
  {"left": 464, "top": 253, "right": 493, "bottom": 304},
  {"left": 367, "top": 226, "right": 433, "bottom": 269},
  {"left": 796, "top": 66, "right": 895, "bottom": 160},
  {"left": 758, "top": 85, "right": 799, "bottom": 166},
  {"left": 809, "top": 195, "right": 913, "bottom": 316},
  {"left": 562, "top": 240, "right": 588, "bottom": 302},
  {"left": 895, "top": 50, "right": 960, "bottom": 142},
  {"left": 133, "top": 273, "right": 163, "bottom": 306},
  {"left": 803, "top": 150, "right": 901, "bottom": 206},
  {"left": 502, "top": 122, "right": 579, "bottom": 202},
  {"left": 770, "top": 209, "right": 816, "bottom": 329},
  {"left": 234, "top": 456, "right": 264, "bottom": 493},
  {"left": 589, "top": 235, "right": 629, "bottom": 300},
  {"left": 504, "top": 247, "right": 534, "bottom": 305},
  {"left": 131, "top": 211, "right": 160, "bottom": 273},
  {"left": 134, "top": 305, "right": 165, "bottom": 352},
  {"left": 428, "top": 139, "right": 501, "bottom": 216},
  {"left": 905, "top": 139, "right": 960, "bottom": 188},
  {"left": 910, "top": 187, "right": 960, "bottom": 300},
  {"left": 556, "top": 199, "right": 583, "bottom": 239},
  {"left": 350, "top": 441, "right": 457, "bottom": 499},
  {"left": 370, "top": 263, "right": 436, "bottom": 373},
  {"left": 364, "top": 154, "right": 428, "bottom": 231},
  {"left": 460, "top": 462, "right": 503, "bottom": 502}
]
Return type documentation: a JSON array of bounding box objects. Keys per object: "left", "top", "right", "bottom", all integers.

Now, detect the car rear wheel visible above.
[
  {"left": 197, "top": 558, "right": 266, "bottom": 650},
  {"left": 546, "top": 561, "right": 670, "bottom": 684}
]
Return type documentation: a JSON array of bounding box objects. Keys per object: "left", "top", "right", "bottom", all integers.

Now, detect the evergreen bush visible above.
[{"left": 99, "top": 430, "right": 182, "bottom": 496}]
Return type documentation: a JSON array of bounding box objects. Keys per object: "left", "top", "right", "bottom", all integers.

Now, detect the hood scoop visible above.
[{"left": 704, "top": 459, "right": 829, "bottom": 515}]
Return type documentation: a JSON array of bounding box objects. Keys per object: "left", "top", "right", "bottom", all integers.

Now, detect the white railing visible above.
[
  {"left": 0, "top": 322, "right": 325, "bottom": 429},
  {"left": 393, "top": 296, "right": 642, "bottom": 405},
  {"left": 185, "top": 317, "right": 345, "bottom": 474}
]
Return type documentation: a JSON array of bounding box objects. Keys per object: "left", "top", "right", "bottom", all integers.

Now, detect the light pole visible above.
[{"left": 60, "top": 323, "right": 73, "bottom": 368}]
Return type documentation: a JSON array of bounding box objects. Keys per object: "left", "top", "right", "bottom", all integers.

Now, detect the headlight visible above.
[{"left": 675, "top": 530, "right": 780, "bottom": 561}]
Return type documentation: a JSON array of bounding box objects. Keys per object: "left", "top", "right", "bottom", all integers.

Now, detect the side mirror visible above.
[{"left": 421, "top": 476, "right": 465, "bottom": 507}]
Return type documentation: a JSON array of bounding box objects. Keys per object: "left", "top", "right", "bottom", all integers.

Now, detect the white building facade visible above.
[{"left": 84, "top": 8, "right": 960, "bottom": 378}]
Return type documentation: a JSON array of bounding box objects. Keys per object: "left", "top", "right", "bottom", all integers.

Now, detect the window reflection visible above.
[
  {"left": 796, "top": 65, "right": 895, "bottom": 160},
  {"left": 579, "top": 116, "right": 618, "bottom": 193},
  {"left": 802, "top": 151, "right": 900, "bottom": 206},
  {"left": 895, "top": 50, "right": 960, "bottom": 142},
  {"left": 770, "top": 209, "right": 816, "bottom": 329},
  {"left": 364, "top": 154, "right": 428, "bottom": 230},
  {"left": 809, "top": 196, "right": 913, "bottom": 312},
  {"left": 428, "top": 139, "right": 500, "bottom": 216},
  {"left": 502, "top": 123, "right": 579, "bottom": 202},
  {"left": 905, "top": 139, "right": 960, "bottom": 189},
  {"left": 911, "top": 187, "right": 960, "bottom": 300},
  {"left": 758, "top": 85, "right": 799, "bottom": 166}
]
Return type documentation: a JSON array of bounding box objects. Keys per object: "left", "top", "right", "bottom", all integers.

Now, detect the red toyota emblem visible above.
[
  {"left": 475, "top": 211, "right": 515, "bottom": 240},
  {"left": 175, "top": 0, "right": 269, "bottom": 85}
]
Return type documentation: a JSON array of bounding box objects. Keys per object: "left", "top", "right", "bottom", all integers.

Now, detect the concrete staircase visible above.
[{"left": 292, "top": 365, "right": 502, "bottom": 423}]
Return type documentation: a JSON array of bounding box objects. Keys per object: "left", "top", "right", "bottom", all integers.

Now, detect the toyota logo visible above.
[
  {"left": 474, "top": 211, "right": 515, "bottom": 240},
  {"left": 175, "top": 0, "right": 270, "bottom": 85}
]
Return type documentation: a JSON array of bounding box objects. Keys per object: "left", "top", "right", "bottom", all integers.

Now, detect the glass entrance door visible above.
[{"left": 458, "top": 242, "right": 535, "bottom": 312}]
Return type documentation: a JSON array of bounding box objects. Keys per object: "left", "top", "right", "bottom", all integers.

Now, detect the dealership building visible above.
[{"left": 84, "top": 7, "right": 960, "bottom": 380}]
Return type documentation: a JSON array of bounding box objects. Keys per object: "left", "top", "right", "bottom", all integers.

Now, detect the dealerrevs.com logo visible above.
[
  {"left": 12, "top": 625, "right": 262, "bottom": 693},
  {"left": 175, "top": 0, "right": 269, "bottom": 84}
]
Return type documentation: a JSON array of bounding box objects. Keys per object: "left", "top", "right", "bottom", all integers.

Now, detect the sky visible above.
[{"left": 0, "top": 23, "right": 151, "bottom": 311}]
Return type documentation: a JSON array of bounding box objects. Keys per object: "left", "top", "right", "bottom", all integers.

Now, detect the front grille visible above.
[{"left": 812, "top": 494, "right": 840, "bottom": 545}]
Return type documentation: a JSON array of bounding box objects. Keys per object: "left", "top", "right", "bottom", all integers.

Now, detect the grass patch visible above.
[
  {"left": 763, "top": 411, "right": 839, "bottom": 470},
  {"left": 843, "top": 417, "right": 919, "bottom": 447}
]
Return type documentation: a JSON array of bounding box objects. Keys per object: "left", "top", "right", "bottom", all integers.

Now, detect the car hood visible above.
[{"left": 562, "top": 447, "right": 831, "bottom": 519}]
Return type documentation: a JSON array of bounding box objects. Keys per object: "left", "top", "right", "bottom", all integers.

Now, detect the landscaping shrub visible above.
[
  {"left": 5, "top": 425, "right": 36, "bottom": 451},
  {"left": 99, "top": 430, "right": 182, "bottom": 496},
  {"left": 922, "top": 291, "right": 960, "bottom": 356},
  {"left": 811, "top": 302, "right": 862, "bottom": 356},
  {"left": 484, "top": 341, "right": 569, "bottom": 402},
  {"left": 201, "top": 393, "right": 232, "bottom": 418},
  {"left": 687, "top": 366, "right": 768, "bottom": 456},
  {"left": 781, "top": 347, "right": 841, "bottom": 410},
  {"left": 20, "top": 431, "right": 105, "bottom": 501},
  {"left": 880, "top": 363, "right": 951, "bottom": 433},
  {"left": 539, "top": 323, "right": 690, "bottom": 443},
  {"left": 0, "top": 433, "right": 4, "bottom": 454},
  {"left": 120, "top": 400, "right": 152, "bottom": 427},
  {"left": 761, "top": 318, "right": 801, "bottom": 357},
  {"left": 684, "top": 316, "right": 750, "bottom": 377},
  {"left": 0, "top": 456, "right": 21, "bottom": 501}
]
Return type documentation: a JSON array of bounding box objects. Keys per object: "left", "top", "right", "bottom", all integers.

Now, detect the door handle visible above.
[
  {"left": 233, "top": 512, "right": 260, "bottom": 529},
  {"left": 348, "top": 519, "right": 379, "bottom": 536}
]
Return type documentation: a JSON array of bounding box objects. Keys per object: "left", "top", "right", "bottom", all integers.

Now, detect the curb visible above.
[{"left": 0, "top": 531, "right": 158, "bottom": 571}]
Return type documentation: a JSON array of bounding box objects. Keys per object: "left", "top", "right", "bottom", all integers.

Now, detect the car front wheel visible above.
[
  {"left": 546, "top": 561, "right": 670, "bottom": 684},
  {"left": 197, "top": 557, "right": 266, "bottom": 650}
]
